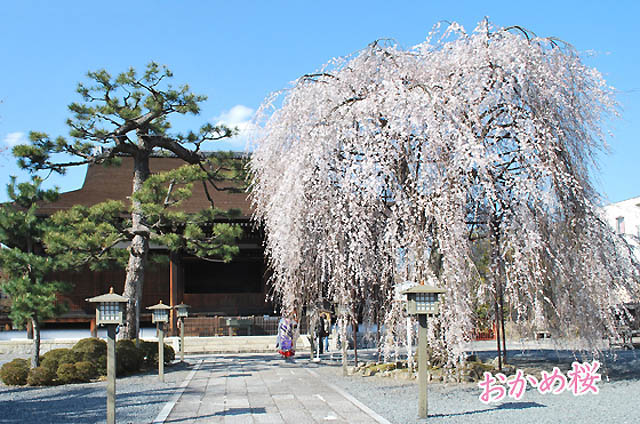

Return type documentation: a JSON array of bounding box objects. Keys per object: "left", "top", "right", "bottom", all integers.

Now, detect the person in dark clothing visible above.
[{"left": 318, "top": 313, "right": 330, "bottom": 354}]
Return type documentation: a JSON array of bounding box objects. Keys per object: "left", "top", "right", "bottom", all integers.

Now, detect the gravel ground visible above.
[
  {"left": 2, "top": 347, "right": 639, "bottom": 423},
  {"left": 314, "top": 348, "right": 640, "bottom": 424},
  {"left": 0, "top": 360, "right": 196, "bottom": 424}
]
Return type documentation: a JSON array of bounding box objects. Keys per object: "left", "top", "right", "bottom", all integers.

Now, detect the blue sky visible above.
[{"left": 0, "top": 1, "right": 638, "bottom": 203}]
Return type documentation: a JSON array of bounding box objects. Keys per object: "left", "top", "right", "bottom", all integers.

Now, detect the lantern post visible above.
[
  {"left": 337, "top": 303, "right": 349, "bottom": 376},
  {"left": 86, "top": 287, "right": 128, "bottom": 424},
  {"left": 173, "top": 303, "right": 190, "bottom": 362},
  {"left": 147, "top": 300, "right": 171, "bottom": 382},
  {"left": 402, "top": 284, "right": 445, "bottom": 419}
]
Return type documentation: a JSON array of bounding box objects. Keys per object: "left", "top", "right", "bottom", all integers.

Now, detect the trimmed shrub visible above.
[
  {"left": 72, "top": 338, "right": 106, "bottom": 363},
  {"left": 116, "top": 340, "right": 143, "bottom": 375},
  {"left": 73, "top": 338, "right": 107, "bottom": 376},
  {"left": 56, "top": 363, "right": 79, "bottom": 384},
  {"left": 57, "top": 362, "right": 92, "bottom": 384},
  {"left": 164, "top": 344, "right": 175, "bottom": 363},
  {"left": 74, "top": 361, "right": 96, "bottom": 381},
  {"left": 27, "top": 366, "right": 56, "bottom": 386},
  {"left": 95, "top": 354, "right": 107, "bottom": 376},
  {"left": 42, "top": 347, "right": 98, "bottom": 384},
  {"left": 41, "top": 348, "right": 74, "bottom": 373},
  {"left": 137, "top": 340, "right": 174, "bottom": 366},
  {"left": 0, "top": 358, "right": 29, "bottom": 386},
  {"left": 136, "top": 340, "right": 156, "bottom": 366},
  {"left": 59, "top": 349, "right": 82, "bottom": 366}
]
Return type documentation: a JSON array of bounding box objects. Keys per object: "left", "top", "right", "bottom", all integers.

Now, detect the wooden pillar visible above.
[
  {"left": 341, "top": 317, "right": 348, "bottom": 376},
  {"left": 106, "top": 324, "right": 116, "bottom": 424},
  {"left": 90, "top": 318, "right": 97, "bottom": 338},
  {"left": 169, "top": 253, "right": 181, "bottom": 336},
  {"left": 158, "top": 323, "right": 165, "bottom": 382},
  {"left": 418, "top": 314, "right": 428, "bottom": 419},
  {"left": 180, "top": 318, "right": 185, "bottom": 362},
  {"left": 26, "top": 320, "right": 34, "bottom": 339}
]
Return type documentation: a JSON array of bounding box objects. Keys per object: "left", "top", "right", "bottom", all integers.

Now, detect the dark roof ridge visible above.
[
  {"left": 110, "top": 150, "right": 249, "bottom": 159},
  {"left": 36, "top": 156, "right": 252, "bottom": 217}
]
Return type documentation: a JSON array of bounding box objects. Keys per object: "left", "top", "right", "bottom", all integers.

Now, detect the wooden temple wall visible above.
[
  {"left": 42, "top": 251, "right": 272, "bottom": 336},
  {"left": 50, "top": 260, "right": 171, "bottom": 324}
]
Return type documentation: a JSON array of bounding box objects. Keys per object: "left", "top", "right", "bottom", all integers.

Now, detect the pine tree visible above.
[
  {"left": 13, "top": 63, "right": 245, "bottom": 338},
  {"left": 0, "top": 177, "right": 70, "bottom": 367}
]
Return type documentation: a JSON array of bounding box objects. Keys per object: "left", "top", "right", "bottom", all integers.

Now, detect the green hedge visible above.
[
  {"left": 27, "top": 365, "right": 56, "bottom": 386},
  {"left": 116, "top": 340, "right": 144, "bottom": 375},
  {"left": 39, "top": 346, "right": 98, "bottom": 385},
  {"left": 74, "top": 361, "right": 96, "bottom": 381},
  {"left": 73, "top": 338, "right": 107, "bottom": 375},
  {"left": 136, "top": 340, "right": 175, "bottom": 366},
  {"left": 41, "top": 348, "right": 72, "bottom": 374},
  {"left": 1, "top": 338, "right": 175, "bottom": 387},
  {"left": 0, "top": 359, "right": 29, "bottom": 386},
  {"left": 57, "top": 363, "right": 80, "bottom": 384}
]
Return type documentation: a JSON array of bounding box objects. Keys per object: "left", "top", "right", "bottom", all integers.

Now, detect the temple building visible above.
[
  {"left": 603, "top": 196, "right": 640, "bottom": 261},
  {"left": 35, "top": 156, "right": 272, "bottom": 335}
]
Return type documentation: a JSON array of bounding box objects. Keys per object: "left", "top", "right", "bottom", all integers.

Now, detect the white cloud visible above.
[
  {"left": 211, "top": 105, "right": 258, "bottom": 151},
  {"left": 215, "top": 105, "right": 254, "bottom": 126},
  {"left": 3, "top": 132, "right": 27, "bottom": 147}
]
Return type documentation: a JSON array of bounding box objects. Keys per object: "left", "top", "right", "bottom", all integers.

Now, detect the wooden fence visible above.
[{"left": 184, "top": 315, "right": 309, "bottom": 337}]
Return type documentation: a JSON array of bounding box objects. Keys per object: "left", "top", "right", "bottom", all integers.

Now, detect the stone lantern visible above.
[
  {"left": 147, "top": 300, "right": 171, "bottom": 381},
  {"left": 87, "top": 286, "right": 128, "bottom": 326},
  {"left": 402, "top": 284, "right": 445, "bottom": 419},
  {"left": 173, "top": 303, "right": 190, "bottom": 362},
  {"left": 403, "top": 285, "right": 445, "bottom": 316},
  {"left": 86, "top": 287, "right": 128, "bottom": 424}
]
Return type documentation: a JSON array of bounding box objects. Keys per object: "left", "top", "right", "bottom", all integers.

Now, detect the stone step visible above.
[{"left": 165, "top": 335, "right": 312, "bottom": 353}]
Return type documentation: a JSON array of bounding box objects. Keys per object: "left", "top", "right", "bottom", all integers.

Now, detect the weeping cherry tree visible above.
[{"left": 250, "top": 20, "right": 640, "bottom": 366}]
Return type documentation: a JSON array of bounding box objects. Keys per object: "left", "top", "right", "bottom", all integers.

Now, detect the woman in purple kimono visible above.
[
  {"left": 276, "top": 317, "right": 295, "bottom": 358},
  {"left": 277, "top": 309, "right": 298, "bottom": 359}
]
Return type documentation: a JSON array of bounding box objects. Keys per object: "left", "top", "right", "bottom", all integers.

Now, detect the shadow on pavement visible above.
[
  {"left": 0, "top": 385, "right": 177, "bottom": 424},
  {"left": 162, "top": 408, "right": 267, "bottom": 423},
  {"left": 429, "top": 401, "right": 545, "bottom": 418}
]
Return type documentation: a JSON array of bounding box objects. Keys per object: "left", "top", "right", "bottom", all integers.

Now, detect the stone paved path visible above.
[{"left": 163, "top": 353, "right": 387, "bottom": 424}]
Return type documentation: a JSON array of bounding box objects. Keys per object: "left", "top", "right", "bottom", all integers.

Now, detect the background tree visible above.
[
  {"left": 14, "top": 63, "right": 244, "bottom": 339},
  {"left": 0, "top": 177, "right": 70, "bottom": 367},
  {"left": 250, "top": 20, "right": 640, "bottom": 365},
  {"left": 44, "top": 159, "right": 244, "bottom": 269}
]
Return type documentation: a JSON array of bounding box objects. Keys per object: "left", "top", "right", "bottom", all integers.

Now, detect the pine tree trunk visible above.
[
  {"left": 31, "top": 316, "right": 40, "bottom": 368},
  {"left": 122, "top": 153, "right": 150, "bottom": 340}
]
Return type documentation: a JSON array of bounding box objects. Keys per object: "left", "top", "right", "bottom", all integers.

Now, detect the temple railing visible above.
[{"left": 183, "top": 315, "right": 309, "bottom": 337}]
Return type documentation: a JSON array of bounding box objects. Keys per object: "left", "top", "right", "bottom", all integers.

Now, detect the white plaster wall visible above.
[{"left": 603, "top": 196, "right": 640, "bottom": 256}]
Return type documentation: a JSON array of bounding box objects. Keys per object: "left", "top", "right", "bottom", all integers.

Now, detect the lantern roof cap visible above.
[
  {"left": 174, "top": 303, "right": 190, "bottom": 309},
  {"left": 86, "top": 287, "right": 129, "bottom": 303},
  {"left": 401, "top": 284, "right": 446, "bottom": 295},
  {"left": 147, "top": 300, "right": 172, "bottom": 310}
]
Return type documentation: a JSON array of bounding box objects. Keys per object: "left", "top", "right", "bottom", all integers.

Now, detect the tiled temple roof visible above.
[{"left": 37, "top": 156, "right": 252, "bottom": 217}]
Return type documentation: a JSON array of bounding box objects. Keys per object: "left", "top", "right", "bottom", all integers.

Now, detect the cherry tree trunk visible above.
[
  {"left": 121, "top": 154, "right": 150, "bottom": 340},
  {"left": 352, "top": 317, "right": 358, "bottom": 367}
]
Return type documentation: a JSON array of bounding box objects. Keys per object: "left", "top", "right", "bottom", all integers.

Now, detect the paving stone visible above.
[
  {"left": 164, "top": 354, "right": 385, "bottom": 424},
  {"left": 253, "top": 413, "right": 285, "bottom": 424}
]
